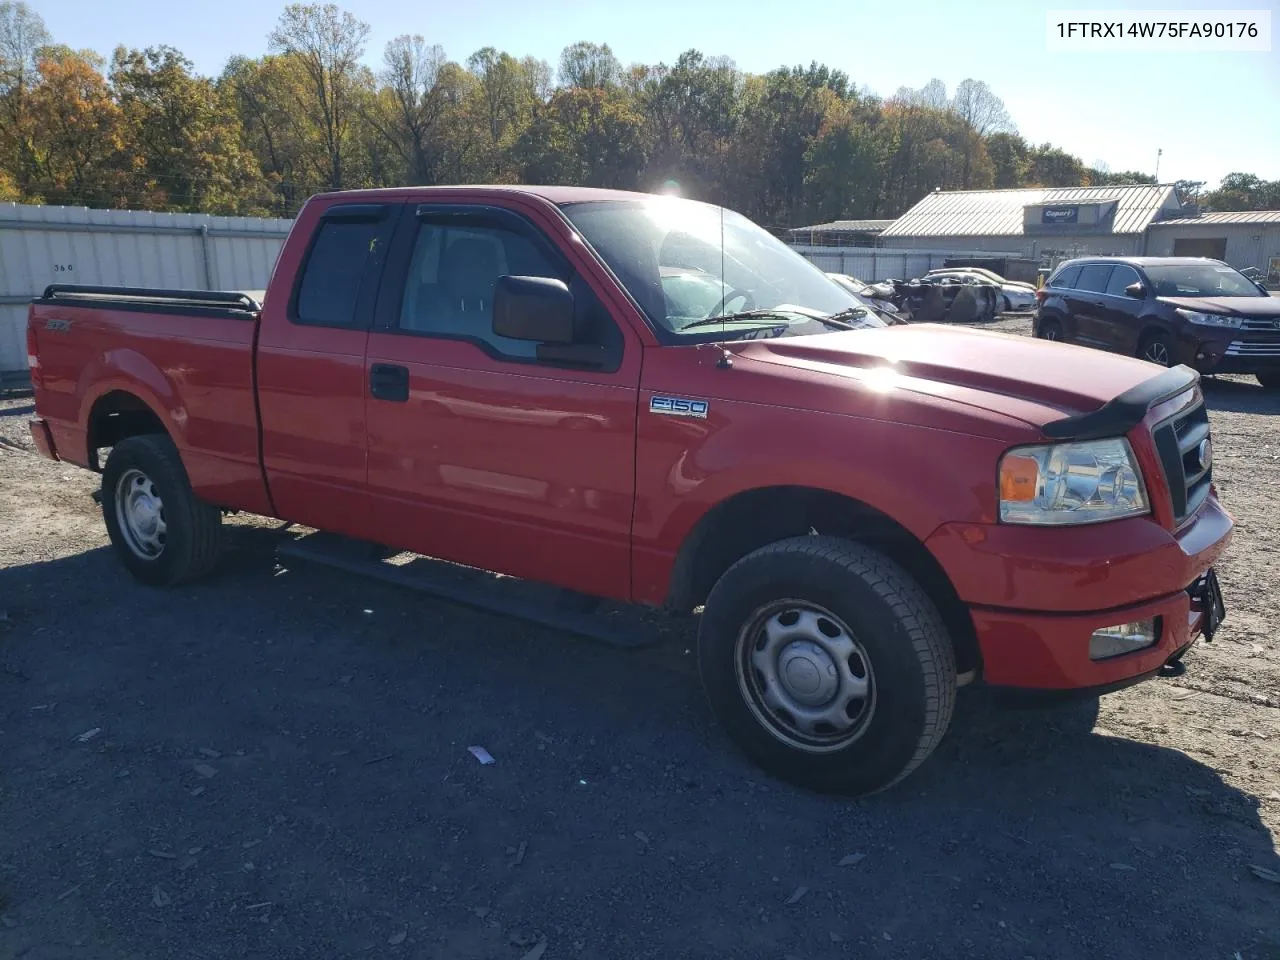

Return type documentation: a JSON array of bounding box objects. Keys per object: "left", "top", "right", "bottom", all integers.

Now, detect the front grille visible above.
[
  {"left": 1152, "top": 398, "right": 1211, "bottom": 525},
  {"left": 1225, "top": 339, "right": 1280, "bottom": 357},
  {"left": 1239, "top": 316, "right": 1280, "bottom": 333}
]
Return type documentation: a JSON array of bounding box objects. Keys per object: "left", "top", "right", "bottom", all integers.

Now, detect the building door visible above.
[{"left": 1172, "top": 238, "right": 1227, "bottom": 259}]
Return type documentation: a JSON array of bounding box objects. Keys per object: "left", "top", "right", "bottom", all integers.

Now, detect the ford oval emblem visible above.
[{"left": 1197, "top": 436, "right": 1213, "bottom": 472}]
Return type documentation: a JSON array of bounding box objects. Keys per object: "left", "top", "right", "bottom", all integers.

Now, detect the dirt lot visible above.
[{"left": 1, "top": 317, "right": 1278, "bottom": 960}]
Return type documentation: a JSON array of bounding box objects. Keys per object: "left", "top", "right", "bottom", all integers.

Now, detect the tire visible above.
[
  {"left": 697, "top": 536, "right": 957, "bottom": 795},
  {"left": 1257, "top": 371, "right": 1280, "bottom": 390},
  {"left": 1000, "top": 295, "right": 1011, "bottom": 314},
  {"left": 101, "top": 434, "right": 223, "bottom": 586},
  {"left": 1138, "top": 332, "right": 1173, "bottom": 367},
  {"left": 1037, "top": 317, "right": 1064, "bottom": 342}
]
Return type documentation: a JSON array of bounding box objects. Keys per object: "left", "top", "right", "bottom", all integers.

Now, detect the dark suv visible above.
[{"left": 1033, "top": 256, "right": 1280, "bottom": 389}]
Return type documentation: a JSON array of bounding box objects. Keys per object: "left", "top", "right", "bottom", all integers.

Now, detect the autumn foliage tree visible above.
[{"left": 0, "top": 2, "right": 1268, "bottom": 221}]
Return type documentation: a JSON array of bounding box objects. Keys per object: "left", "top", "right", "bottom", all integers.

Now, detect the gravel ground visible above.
[{"left": 1, "top": 317, "right": 1278, "bottom": 959}]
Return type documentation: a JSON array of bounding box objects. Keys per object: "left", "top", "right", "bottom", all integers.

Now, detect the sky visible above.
[{"left": 27, "top": 0, "right": 1280, "bottom": 190}]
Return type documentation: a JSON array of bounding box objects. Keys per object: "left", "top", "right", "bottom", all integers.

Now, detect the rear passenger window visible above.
[
  {"left": 295, "top": 219, "right": 384, "bottom": 327},
  {"left": 1051, "top": 265, "right": 1083, "bottom": 289},
  {"left": 1104, "top": 265, "right": 1141, "bottom": 296},
  {"left": 1076, "top": 264, "right": 1115, "bottom": 293}
]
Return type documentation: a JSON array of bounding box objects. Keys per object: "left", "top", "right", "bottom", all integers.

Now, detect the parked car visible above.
[
  {"left": 885, "top": 274, "right": 999, "bottom": 323},
  {"left": 27, "top": 186, "right": 1231, "bottom": 796},
  {"left": 1033, "top": 256, "right": 1280, "bottom": 389},
  {"left": 925, "top": 267, "right": 1039, "bottom": 313}
]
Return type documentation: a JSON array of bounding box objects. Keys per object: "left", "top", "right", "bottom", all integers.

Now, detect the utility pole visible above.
[{"left": 1154, "top": 148, "right": 1162, "bottom": 181}]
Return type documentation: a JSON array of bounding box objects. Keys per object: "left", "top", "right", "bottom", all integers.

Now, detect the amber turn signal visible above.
[{"left": 999, "top": 454, "right": 1039, "bottom": 503}]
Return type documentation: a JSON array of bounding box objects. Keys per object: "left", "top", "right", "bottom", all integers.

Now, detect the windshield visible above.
[
  {"left": 560, "top": 197, "right": 863, "bottom": 337},
  {"left": 1145, "top": 262, "right": 1266, "bottom": 298}
]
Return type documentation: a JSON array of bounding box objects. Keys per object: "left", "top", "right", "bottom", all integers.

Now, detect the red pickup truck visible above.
[{"left": 26, "top": 186, "right": 1232, "bottom": 794}]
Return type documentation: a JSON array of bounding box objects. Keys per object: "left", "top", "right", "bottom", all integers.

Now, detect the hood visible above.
[
  {"left": 733, "top": 324, "right": 1171, "bottom": 435},
  {"left": 1160, "top": 295, "right": 1280, "bottom": 318}
]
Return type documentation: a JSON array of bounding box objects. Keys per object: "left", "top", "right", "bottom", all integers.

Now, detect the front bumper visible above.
[
  {"left": 1183, "top": 333, "right": 1280, "bottom": 375},
  {"left": 926, "top": 497, "right": 1232, "bottom": 690}
]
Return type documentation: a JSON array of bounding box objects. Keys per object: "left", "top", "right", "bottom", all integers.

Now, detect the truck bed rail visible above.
[{"left": 36, "top": 284, "right": 261, "bottom": 319}]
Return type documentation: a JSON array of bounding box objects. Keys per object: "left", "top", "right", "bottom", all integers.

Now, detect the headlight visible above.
[
  {"left": 999, "top": 438, "right": 1148, "bottom": 525},
  {"left": 1176, "top": 308, "right": 1241, "bottom": 328}
]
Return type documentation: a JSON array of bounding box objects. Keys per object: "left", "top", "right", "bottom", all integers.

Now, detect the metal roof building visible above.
[
  {"left": 879, "top": 184, "right": 1185, "bottom": 261},
  {"left": 1146, "top": 210, "right": 1280, "bottom": 285},
  {"left": 787, "top": 219, "right": 895, "bottom": 247}
]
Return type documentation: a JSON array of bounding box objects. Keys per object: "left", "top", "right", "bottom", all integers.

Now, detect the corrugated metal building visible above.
[
  {"left": 0, "top": 203, "right": 293, "bottom": 380},
  {"left": 878, "top": 184, "right": 1184, "bottom": 261},
  {"left": 1146, "top": 211, "right": 1280, "bottom": 283},
  {"left": 786, "top": 219, "right": 895, "bottom": 247}
]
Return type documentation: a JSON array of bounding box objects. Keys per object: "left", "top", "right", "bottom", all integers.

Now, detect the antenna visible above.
[{"left": 719, "top": 203, "right": 726, "bottom": 336}]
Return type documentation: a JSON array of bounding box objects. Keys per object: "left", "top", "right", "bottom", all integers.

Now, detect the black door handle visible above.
[{"left": 369, "top": 363, "right": 409, "bottom": 402}]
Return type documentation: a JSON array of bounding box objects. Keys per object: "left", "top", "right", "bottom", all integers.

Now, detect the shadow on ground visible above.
[{"left": 0, "top": 525, "right": 1276, "bottom": 960}]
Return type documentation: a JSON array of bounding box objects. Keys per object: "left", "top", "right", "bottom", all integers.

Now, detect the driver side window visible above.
[
  {"left": 398, "top": 222, "right": 553, "bottom": 357},
  {"left": 394, "top": 215, "right": 623, "bottom": 366}
]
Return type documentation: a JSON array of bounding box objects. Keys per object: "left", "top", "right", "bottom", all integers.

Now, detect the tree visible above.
[
  {"left": 0, "top": 1, "right": 50, "bottom": 194},
  {"left": 466, "top": 46, "right": 547, "bottom": 179},
  {"left": 1025, "top": 143, "right": 1086, "bottom": 187},
  {"left": 558, "top": 41, "right": 621, "bottom": 89},
  {"left": 986, "top": 131, "right": 1028, "bottom": 188},
  {"left": 1202, "top": 172, "right": 1280, "bottom": 212},
  {"left": 268, "top": 2, "right": 372, "bottom": 190},
  {"left": 25, "top": 46, "right": 126, "bottom": 206},
  {"left": 368, "top": 34, "right": 448, "bottom": 185},
  {"left": 950, "top": 79, "right": 1011, "bottom": 136},
  {"left": 514, "top": 86, "right": 646, "bottom": 188},
  {"left": 110, "top": 45, "right": 265, "bottom": 212},
  {"left": 1174, "top": 179, "right": 1205, "bottom": 206}
]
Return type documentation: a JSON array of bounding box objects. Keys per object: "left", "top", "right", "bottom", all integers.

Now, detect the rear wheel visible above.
[
  {"left": 698, "top": 536, "right": 956, "bottom": 795},
  {"left": 1139, "top": 332, "right": 1173, "bottom": 367},
  {"left": 1037, "top": 317, "right": 1064, "bottom": 342},
  {"left": 102, "top": 435, "right": 223, "bottom": 586},
  {"left": 1257, "top": 371, "right": 1280, "bottom": 390}
]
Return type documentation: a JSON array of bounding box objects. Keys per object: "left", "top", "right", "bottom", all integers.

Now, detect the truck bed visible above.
[{"left": 28, "top": 284, "right": 271, "bottom": 514}]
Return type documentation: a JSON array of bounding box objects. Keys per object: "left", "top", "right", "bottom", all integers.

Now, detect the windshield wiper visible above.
[
  {"left": 822, "top": 307, "right": 872, "bottom": 327},
  {"left": 681, "top": 309, "right": 855, "bottom": 333}
]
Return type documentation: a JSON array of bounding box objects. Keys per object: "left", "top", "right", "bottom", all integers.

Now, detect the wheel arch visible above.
[
  {"left": 664, "top": 484, "right": 981, "bottom": 675},
  {"left": 84, "top": 388, "right": 172, "bottom": 471}
]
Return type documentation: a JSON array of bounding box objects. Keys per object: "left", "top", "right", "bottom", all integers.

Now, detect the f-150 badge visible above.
[{"left": 649, "top": 395, "right": 709, "bottom": 419}]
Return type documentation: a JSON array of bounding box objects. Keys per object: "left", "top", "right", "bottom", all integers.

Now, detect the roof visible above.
[
  {"left": 1053, "top": 256, "right": 1228, "bottom": 267},
  {"left": 311, "top": 185, "right": 660, "bottom": 205},
  {"left": 788, "top": 219, "right": 895, "bottom": 235},
  {"left": 881, "top": 184, "right": 1179, "bottom": 238},
  {"left": 1150, "top": 210, "right": 1280, "bottom": 226}
]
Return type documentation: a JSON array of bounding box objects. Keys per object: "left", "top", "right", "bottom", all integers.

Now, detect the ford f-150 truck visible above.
[{"left": 26, "top": 186, "right": 1232, "bottom": 795}]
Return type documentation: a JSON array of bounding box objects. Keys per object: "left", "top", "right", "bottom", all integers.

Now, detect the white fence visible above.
[
  {"left": 790, "top": 244, "right": 1026, "bottom": 282},
  {"left": 0, "top": 203, "right": 293, "bottom": 382}
]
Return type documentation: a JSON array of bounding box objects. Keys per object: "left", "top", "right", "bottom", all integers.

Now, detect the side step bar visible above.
[{"left": 276, "top": 531, "right": 660, "bottom": 650}]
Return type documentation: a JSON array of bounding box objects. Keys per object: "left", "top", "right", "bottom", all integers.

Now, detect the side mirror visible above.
[
  {"left": 492, "top": 275, "right": 574, "bottom": 343},
  {"left": 1124, "top": 281, "right": 1147, "bottom": 299}
]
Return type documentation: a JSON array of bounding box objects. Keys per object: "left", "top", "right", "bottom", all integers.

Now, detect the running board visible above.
[{"left": 275, "top": 531, "right": 660, "bottom": 649}]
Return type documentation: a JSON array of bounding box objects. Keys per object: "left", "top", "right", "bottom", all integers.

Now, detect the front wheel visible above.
[
  {"left": 1037, "top": 317, "right": 1064, "bottom": 342},
  {"left": 698, "top": 536, "right": 957, "bottom": 795},
  {"left": 1139, "top": 332, "right": 1174, "bottom": 366},
  {"left": 102, "top": 435, "right": 223, "bottom": 586}
]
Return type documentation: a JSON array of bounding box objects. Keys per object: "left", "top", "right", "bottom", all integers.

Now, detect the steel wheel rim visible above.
[
  {"left": 734, "top": 599, "right": 876, "bottom": 753},
  {"left": 1143, "top": 340, "right": 1170, "bottom": 365},
  {"left": 115, "top": 468, "right": 167, "bottom": 559}
]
